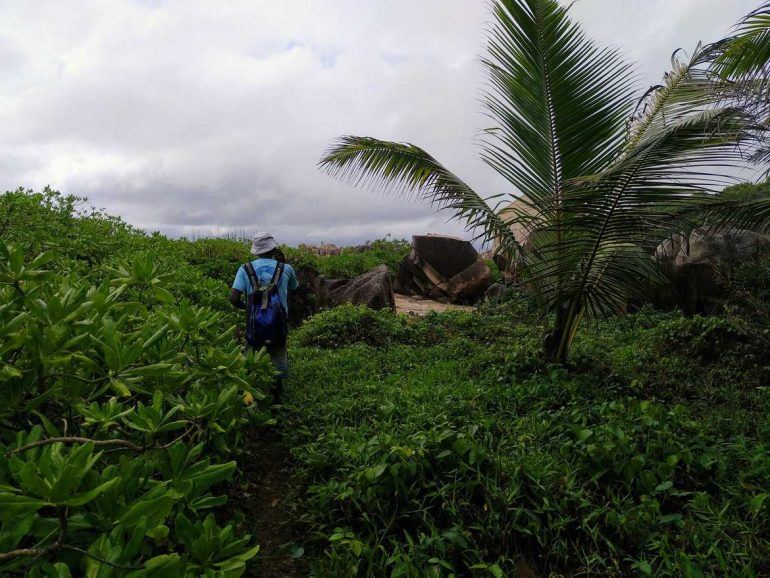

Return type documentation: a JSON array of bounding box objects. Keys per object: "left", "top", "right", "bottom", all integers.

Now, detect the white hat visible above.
[{"left": 250, "top": 232, "right": 278, "bottom": 255}]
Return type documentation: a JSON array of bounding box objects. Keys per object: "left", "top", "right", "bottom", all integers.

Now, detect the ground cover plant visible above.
[{"left": 284, "top": 299, "right": 770, "bottom": 577}]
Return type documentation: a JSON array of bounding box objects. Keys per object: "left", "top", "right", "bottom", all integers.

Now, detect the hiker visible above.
[{"left": 230, "top": 233, "right": 299, "bottom": 403}]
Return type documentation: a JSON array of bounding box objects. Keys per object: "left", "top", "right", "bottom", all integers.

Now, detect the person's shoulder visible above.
[{"left": 284, "top": 263, "right": 297, "bottom": 274}]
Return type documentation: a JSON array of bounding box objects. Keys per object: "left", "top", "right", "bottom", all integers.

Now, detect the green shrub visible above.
[
  {"left": 182, "top": 237, "right": 251, "bottom": 283},
  {"left": 294, "top": 304, "right": 415, "bottom": 348},
  {"left": 0, "top": 239, "right": 273, "bottom": 576},
  {"left": 282, "top": 238, "right": 410, "bottom": 279}
]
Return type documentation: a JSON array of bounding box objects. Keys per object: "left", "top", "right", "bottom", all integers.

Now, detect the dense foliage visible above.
[
  {"left": 0, "top": 189, "right": 277, "bottom": 576},
  {"left": 282, "top": 239, "right": 410, "bottom": 280},
  {"left": 285, "top": 298, "right": 770, "bottom": 577}
]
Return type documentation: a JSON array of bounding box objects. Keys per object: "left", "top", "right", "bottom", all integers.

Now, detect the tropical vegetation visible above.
[
  {"left": 2, "top": 0, "right": 770, "bottom": 576},
  {"left": 321, "top": 0, "right": 767, "bottom": 362}
]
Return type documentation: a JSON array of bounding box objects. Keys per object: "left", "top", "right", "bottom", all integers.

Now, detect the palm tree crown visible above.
[{"left": 321, "top": 0, "right": 753, "bottom": 362}]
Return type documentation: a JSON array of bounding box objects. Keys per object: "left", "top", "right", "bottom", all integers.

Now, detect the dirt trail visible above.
[
  {"left": 238, "top": 428, "right": 304, "bottom": 578},
  {"left": 394, "top": 293, "right": 474, "bottom": 315}
]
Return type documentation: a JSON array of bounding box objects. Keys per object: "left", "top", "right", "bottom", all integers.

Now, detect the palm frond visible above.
[
  {"left": 713, "top": 2, "right": 770, "bottom": 83},
  {"left": 531, "top": 46, "right": 750, "bottom": 330},
  {"left": 319, "top": 136, "right": 524, "bottom": 262},
  {"left": 481, "top": 0, "right": 635, "bottom": 215}
]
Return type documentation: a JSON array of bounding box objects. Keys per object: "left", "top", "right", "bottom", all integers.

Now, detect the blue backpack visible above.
[{"left": 243, "top": 261, "right": 288, "bottom": 348}]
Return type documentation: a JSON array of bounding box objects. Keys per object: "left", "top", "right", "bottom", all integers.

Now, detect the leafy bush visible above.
[
  {"left": 181, "top": 238, "right": 251, "bottom": 284},
  {"left": 0, "top": 240, "right": 274, "bottom": 576},
  {"left": 294, "top": 304, "right": 415, "bottom": 348},
  {"left": 282, "top": 238, "right": 410, "bottom": 279}
]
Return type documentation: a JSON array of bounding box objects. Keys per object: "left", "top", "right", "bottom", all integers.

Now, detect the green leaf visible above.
[
  {"left": 127, "top": 554, "right": 185, "bottom": 578},
  {"left": 659, "top": 513, "right": 683, "bottom": 525},
  {"left": 635, "top": 560, "right": 653, "bottom": 575},
  {"left": 654, "top": 480, "right": 673, "bottom": 493},
  {"left": 189, "top": 495, "right": 228, "bottom": 510},
  {"left": 109, "top": 378, "right": 132, "bottom": 397},
  {"left": 182, "top": 461, "right": 237, "bottom": 491},
  {"left": 63, "top": 477, "right": 119, "bottom": 507},
  {"left": 120, "top": 493, "right": 175, "bottom": 528},
  {"left": 146, "top": 524, "right": 170, "bottom": 542},
  {"left": 0, "top": 492, "right": 52, "bottom": 516},
  {"left": 748, "top": 493, "right": 768, "bottom": 514}
]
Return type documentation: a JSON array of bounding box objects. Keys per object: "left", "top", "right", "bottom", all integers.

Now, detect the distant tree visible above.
[{"left": 320, "top": 0, "right": 754, "bottom": 363}]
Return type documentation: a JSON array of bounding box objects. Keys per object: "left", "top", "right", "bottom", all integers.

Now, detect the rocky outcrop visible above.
[
  {"left": 492, "top": 195, "right": 539, "bottom": 282},
  {"left": 288, "top": 265, "right": 395, "bottom": 324},
  {"left": 484, "top": 283, "right": 506, "bottom": 302},
  {"left": 323, "top": 265, "right": 395, "bottom": 310},
  {"left": 394, "top": 235, "right": 491, "bottom": 303},
  {"left": 654, "top": 228, "right": 770, "bottom": 313},
  {"left": 288, "top": 266, "right": 324, "bottom": 326}
]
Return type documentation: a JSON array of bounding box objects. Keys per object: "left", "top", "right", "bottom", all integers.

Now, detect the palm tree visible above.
[
  {"left": 320, "top": 0, "right": 751, "bottom": 363},
  {"left": 699, "top": 2, "right": 770, "bottom": 229},
  {"left": 713, "top": 2, "right": 770, "bottom": 91}
]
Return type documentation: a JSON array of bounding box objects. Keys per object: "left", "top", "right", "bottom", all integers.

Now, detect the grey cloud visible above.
[{"left": 0, "top": 0, "right": 759, "bottom": 244}]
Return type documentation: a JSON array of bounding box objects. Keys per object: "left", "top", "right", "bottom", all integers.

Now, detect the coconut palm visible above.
[
  {"left": 713, "top": 2, "right": 770, "bottom": 91},
  {"left": 320, "top": 0, "right": 751, "bottom": 363},
  {"left": 699, "top": 2, "right": 770, "bottom": 229}
]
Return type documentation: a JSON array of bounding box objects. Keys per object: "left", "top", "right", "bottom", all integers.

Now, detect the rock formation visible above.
[
  {"left": 654, "top": 228, "right": 770, "bottom": 313},
  {"left": 298, "top": 243, "right": 342, "bottom": 256},
  {"left": 322, "top": 265, "right": 395, "bottom": 311},
  {"left": 492, "top": 195, "right": 538, "bottom": 282},
  {"left": 394, "top": 235, "right": 491, "bottom": 303},
  {"left": 288, "top": 265, "right": 395, "bottom": 324}
]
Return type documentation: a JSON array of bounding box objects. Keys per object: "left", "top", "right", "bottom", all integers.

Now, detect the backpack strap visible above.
[
  {"left": 243, "top": 262, "right": 259, "bottom": 292},
  {"left": 260, "top": 262, "right": 284, "bottom": 310},
  {"left": 267, "top": 262, "right": 285, "bottom": 289}
]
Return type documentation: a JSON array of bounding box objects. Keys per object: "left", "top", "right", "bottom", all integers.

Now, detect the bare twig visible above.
[
  {"left": 62, "top": 546, "right": 144, "bottom": 570},
  {"left": 5, "top": 436, "right": 143, "bottom": 458},
  {"left": 158, "top": 426, "right": 195, "bottom": 449},
  {"left": 0, "top": 507, "right": 67, "bottom": 562}
]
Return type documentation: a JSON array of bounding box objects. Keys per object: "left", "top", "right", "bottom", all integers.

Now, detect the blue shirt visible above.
[{"left": 232, "top": 259, "right": 299, "bottom": 312}]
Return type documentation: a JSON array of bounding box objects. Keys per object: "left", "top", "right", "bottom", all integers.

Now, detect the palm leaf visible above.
[
  {"left": 481, "top": 0, "right": 635, "bottom": 235},
  {"left": 553, "top": 48, "right": 749, "bottom": 307},
  {"left": 319, "top": 136, "right": 524, "bottom": 263},
  {"left": 713, "top": 2, "right": 770, "bottom": 83}
]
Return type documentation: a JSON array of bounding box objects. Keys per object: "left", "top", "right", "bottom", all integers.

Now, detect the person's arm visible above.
[
  {"left": 229, "top": 288, "right": 245, "bottom": 309},
  {"left": 230, "top": 266, "right": 248, "bottom": 309}
]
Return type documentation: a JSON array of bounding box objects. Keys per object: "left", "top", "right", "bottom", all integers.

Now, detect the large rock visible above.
[
  {"left": 654, "top": 228, "right": 770, "bottom": 313},
  {"left": 287, "top": 266, "right": 324, "bottom": 326},
  {"left": 288, "top": 265, "right": 395, "bottom": 324},
  {"left": 394, "top": 235, "right": 491, "bottom": 303},
  {"left": 298, "top": 243, "right": 341, "bottom": 256},
  {"left": 323, "top": 265, "right": 395, "bottom": 310},
  {"left": 492, "top": 195, "right": 539, "bottom": 282}
]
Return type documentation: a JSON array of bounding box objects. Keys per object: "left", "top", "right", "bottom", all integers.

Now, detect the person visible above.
[{"left": 230, "top": 233, "right": 299, "bottom": 403}]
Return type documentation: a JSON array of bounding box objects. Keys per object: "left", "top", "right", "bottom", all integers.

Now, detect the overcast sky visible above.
[{"left": 0, "top": 0, "right": 759, "bottom": 244}]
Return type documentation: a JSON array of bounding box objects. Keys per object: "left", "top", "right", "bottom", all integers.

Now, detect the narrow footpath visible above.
[{"left": 238, "top": 427, "right": 304, "bottom": 578}]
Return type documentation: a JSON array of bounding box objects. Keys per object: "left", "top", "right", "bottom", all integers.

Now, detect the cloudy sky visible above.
[{"left": 0, "top": 0, "right": 759, "bottom": 244}]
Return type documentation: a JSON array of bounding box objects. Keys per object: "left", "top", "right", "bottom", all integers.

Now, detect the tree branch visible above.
[{"left": 5, "top": 436, "right": 143, "bottom": 458}]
